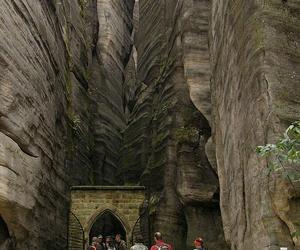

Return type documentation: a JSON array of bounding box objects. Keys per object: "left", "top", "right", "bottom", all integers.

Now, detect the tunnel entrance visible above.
[{"left": 89, "top": 210, "right": 126, "bottom": 244}]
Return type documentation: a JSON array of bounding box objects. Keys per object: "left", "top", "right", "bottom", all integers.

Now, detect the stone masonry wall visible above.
[{"left": 70, "top": 186, "right": 145, "bottom": 246}]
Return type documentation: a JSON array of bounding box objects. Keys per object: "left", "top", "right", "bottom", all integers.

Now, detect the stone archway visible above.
[
  {"left": 69, "top": 186, "right": 146, "bottom": 249},
  {"left": 88, "top": 209, "right": 127, "bottom": 244},
  {"left": 85, "top": 206, "right": 131, "bottom": 243}
]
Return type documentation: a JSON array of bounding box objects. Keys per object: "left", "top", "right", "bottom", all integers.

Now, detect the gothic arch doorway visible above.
[
  {"left": 69, "top": 186, "right": 146, "bottom": 249},
  {"left": 88, "top": 210, "right": 126, "bottom": 244}
]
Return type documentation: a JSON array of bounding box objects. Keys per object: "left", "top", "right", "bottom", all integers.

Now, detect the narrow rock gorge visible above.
[{"left": 0, "top": 0, "right": 299, "bottom": 250}]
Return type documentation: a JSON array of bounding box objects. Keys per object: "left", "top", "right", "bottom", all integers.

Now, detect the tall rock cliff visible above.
[
  {"left": 122, "top": 0, "right": 300, "bottom": 249},
  {"left": 89, "top": 0, "right": 134, "bottom": 185},
  {"left": 0, "top": 0, "right": 134, "bottom": 249},
  {"left": 210, "top": 1, "right": 300, "bottom": 249},
  {"left": 0, "top": 0, "right": 299, "bottom": 250},
  {"left": 121, "top": 1, "right": 228, "bottom": 249},
  {"left": 0, "top": 1, "right": 89, "bottom": 248}
]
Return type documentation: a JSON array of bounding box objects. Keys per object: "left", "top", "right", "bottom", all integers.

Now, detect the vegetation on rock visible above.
[
  {"left": 257, "top": 120, "right": 300, "bottom": 239},
  {"left": 256, "top": 120, "right": 300, "bottom": 182}
]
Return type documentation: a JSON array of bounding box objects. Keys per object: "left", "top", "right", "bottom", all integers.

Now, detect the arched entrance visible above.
[
  {"left": 68, "top": 186, "right": 147, "bottom": 249},
  {"left": 89, "top": 210, "right": 126, "bottom": 244}
]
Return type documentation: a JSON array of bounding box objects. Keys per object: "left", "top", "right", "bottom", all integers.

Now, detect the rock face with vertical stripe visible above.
[
  {"left": 89, "top": 0, "right": 134, "bottom": 185},
  {"left": 210, "top": 1, "right": 300, "bottom": 249},
  {"left": 0, "top": 1, "right": 87, "bottom": 248},
  {"left": 0, "top": 0, "right": 300, "bottom": 249},
  {"left": 121, "top": 1, "right": 228, "bottom": 249},
  {"left": 0, "top": 0, "right": 134, "bottom": 249},
  {"left": 122, "top": 0, "right": 300, "bottom": 249}
]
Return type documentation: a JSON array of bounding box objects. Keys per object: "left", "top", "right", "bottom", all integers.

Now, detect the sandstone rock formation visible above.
[
  {"left": 0, "top": 0, "right": 134, "bottom": 249},
  {"left": 0, "top": 1, "right": 78, "bottom": 248},
  {"left": 0, "top": 0, "right": 299, "bottom": 249},
  {"left": 121, "top": 1, "right": 228, "bottom": 249},
  {"left": 121, "top": 0, "right": 300, "bottom": 249},
  {"left": 210, "top": 1, "right": 300, "bottom": 249},
  {"left": 89, "top": 0, "right": 134, "bottom": 185}
]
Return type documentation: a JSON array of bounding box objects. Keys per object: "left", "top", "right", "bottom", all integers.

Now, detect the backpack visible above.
[{"left": 156, "top": 244, "right": 169, "bottom": 250}]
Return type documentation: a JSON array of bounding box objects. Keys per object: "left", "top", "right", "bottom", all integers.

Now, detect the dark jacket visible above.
[
  {"left": 97, "top": 243, "right": 106, "bottom": 250},
  {"left": 116, "top": 240, "right": 127, "bottom": 250}
]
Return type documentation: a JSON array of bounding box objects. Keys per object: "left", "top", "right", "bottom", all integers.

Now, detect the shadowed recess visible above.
[{"left": 89, "top": 210, "right": 126, "bottom": 243}]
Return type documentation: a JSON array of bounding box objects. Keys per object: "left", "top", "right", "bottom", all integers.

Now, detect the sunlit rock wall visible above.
[{"left": 210, "top": 0, "right": 300, "bottom": 249}]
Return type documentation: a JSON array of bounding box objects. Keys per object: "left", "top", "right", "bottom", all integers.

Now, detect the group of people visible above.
[
  {"left": 89, "top": 232, "right": 206, "bottom": 250},
  {"left": 89, "top": 234, "right": 127, "bottom": 250},
  {"left": 148, "top": 232, "right": 205, "bottom": 250}
]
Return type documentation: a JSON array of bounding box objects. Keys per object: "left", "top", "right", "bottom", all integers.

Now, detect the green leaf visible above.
[
  {"left": 256, "top": 120, "right": 300, "bottom": 183},
  {"left": 292, "top": 230, "right": 300, "bottom": 238},
  {"left": 267, "top": 162, "right": 280, "bottom": 171},
  {"left": 289, "top": 172, "right": 300, "bottom": 181}
]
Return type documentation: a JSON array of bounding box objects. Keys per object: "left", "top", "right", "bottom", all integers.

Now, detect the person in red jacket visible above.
[
  {"left": 193, "top": 238, "right": 206, "bottom": 250},
  {"left": 150, "top": 232, "right": 172, "bottom": 250}
]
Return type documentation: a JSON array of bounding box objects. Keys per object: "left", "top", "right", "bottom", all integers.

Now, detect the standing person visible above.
[
  {"left": 193, "top": 238, "right": 206, "bottom": 250},
  {"left": 89, "top": 242, "right": 98, "bottom": 250},
  {"left": 89, "top": 237, "right": 99, "bottom": 250},
  {"left": 106, "top": 236, "right": 116, "bottom": 250},
  {"left": 150, "top": 232, "right": 172, "bottom": 250},
  {"left": 115, "top": 234, "right": 127, "bottom": 250},
  {"left": 98, "top": 234, "right": 106, "bottom": 250},
  {"left": 130, "top": 235, "right": 148, "bottom": 250}
]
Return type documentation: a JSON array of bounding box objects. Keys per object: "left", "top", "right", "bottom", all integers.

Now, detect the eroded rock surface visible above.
[
  {"left": 89, "top": 0, "right": 134, "bottom": 184},
  {"left": 0, "top": 1, "right": 78, "bottom": 248},
  {"left": 121, "top": 1, "right": 228, "bottom": 249},
  {"left": 1, "top": 0, "right": 300, "bottom": 249},
  {"left": 0, "top": 0, "right": 134, "bottom": 249},
  {"left": 210, "top": 0, "right": 300, "bottom": 249}
]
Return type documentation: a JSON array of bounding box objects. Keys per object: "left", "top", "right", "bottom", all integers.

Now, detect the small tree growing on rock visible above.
[
  {"left": 256, "top": 120, "right": 300, "bottom": 238},
  {"left": 256, "top": 120, "right": 300, "bottom": 181}
]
